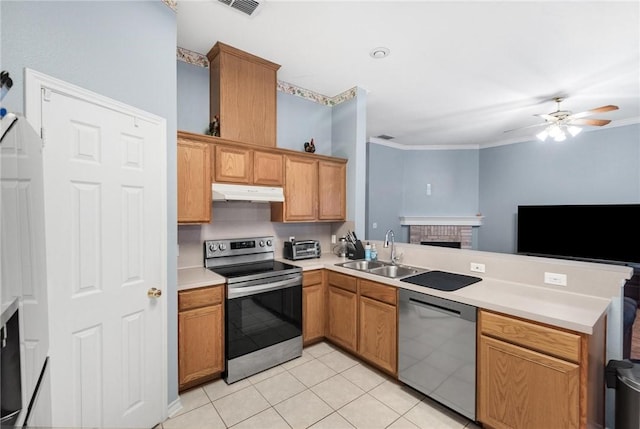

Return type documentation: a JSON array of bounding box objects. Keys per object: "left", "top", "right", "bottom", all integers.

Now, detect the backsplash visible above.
[{"left": 178, "top": 202, "right": 353, "bottom": 268}]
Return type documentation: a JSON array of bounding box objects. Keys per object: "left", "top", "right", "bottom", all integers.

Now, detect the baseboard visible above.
[{"left": 167, "top": 397, "right": 183, "bottom": 419}]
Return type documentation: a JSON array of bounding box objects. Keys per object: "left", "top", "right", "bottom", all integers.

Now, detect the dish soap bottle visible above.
[
  {"left": 370, "top": 243, "right": 378, "bottom": 261},
  {"left": 364, "top": 242, "right": 371, "bottom": 261}
]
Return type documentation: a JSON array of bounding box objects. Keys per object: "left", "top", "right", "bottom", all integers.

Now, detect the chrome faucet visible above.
[{"left": 384, "top": 229, "right": 398, "bottom": 264}]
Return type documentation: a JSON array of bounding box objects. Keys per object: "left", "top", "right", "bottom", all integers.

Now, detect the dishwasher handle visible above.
[
  {"left": 409, "top": 297, "right": 462, "bottom": 318},
  {"left": 401, "top": 288, "right": 477, "bottom": 322}
]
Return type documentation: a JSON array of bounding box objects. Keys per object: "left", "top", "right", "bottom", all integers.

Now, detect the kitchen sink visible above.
[
  {"left": 368, "top": 265, "right": 423, "bottom": 279},
  {"left": 339, "top": 260, "right": 387, "bottom": 271},
  {"left": 336, "top": 260, "right": 426, "bottom": 279}
]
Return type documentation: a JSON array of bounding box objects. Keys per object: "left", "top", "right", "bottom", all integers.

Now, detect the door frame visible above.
[{"left": 24, "top": 68, "right": 169, "bottom": 423}]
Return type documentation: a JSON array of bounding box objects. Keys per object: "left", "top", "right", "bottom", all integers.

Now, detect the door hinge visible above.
[{"left": 42, "top": 87, "right": 51, "bottom": 102}]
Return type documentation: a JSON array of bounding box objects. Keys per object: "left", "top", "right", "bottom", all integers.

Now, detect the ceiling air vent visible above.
[
  {"left": 218, "top": 0, "right": 264, "bottom": 17},
  {"left": 376, "top": 134, "right": 395, "bottom": 140}
]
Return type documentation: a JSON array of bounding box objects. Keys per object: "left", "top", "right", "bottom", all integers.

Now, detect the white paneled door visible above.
[{"left": 28, "top": 70, "right": 167, "bottom": 428}]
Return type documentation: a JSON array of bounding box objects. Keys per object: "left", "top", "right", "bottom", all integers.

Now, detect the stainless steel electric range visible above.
[{"left": 204, "top": 236, "right": 302, "bottom": 384}]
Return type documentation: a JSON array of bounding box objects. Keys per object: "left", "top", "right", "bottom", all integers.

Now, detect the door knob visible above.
[{"left": 147, "top": 287, "right": 162, "bottom": 298}]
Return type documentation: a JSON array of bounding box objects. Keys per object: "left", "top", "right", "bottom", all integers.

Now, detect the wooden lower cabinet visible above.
[
  {"left": 327, "top": 284, "right": 358, "bottom": 352},
  {"left": 303, "top": 270, "right": 325, "bottom": 345},
  {"left": 324, "top": 272, "right": 398, "bottom": 375},
  {"left": 358, "top": 295, "right": 397, "bottom": 374},
  {"left": 477, "top": 309, "right": 605, "bottom": 429},
  {"left": 178, "top": 286, "right": 224, "bottom": 391}
]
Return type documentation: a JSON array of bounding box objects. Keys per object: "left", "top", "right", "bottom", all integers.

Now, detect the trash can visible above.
[{"left": 606, "top": 360, "right": 640, "bottom": 429}]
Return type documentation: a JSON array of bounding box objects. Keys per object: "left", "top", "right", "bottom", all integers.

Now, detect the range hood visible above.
[{"left": 212, "top": 183, "right": 284, "bottom": 203}]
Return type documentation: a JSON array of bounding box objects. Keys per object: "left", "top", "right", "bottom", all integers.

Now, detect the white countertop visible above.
[
  {"left": 179, "top": 253, "right": 612, "bottom": 334},
  {"left": 177, "top": 267, "right": 226, "bottom": 291}
]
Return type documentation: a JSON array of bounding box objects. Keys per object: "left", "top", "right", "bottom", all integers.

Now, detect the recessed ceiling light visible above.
[{"left": 370, "top": 47, "right": 390, "bottom": 59}]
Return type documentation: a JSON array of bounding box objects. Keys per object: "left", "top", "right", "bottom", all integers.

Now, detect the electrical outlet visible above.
[
  {"left": 470, "top": 262, "right": 485, "bottom": 273},
  {"left": 289, "top": 236, "right": 295, "bottom": 242},
  {"left": 544, "top": 272, "right": 567, "bottom": 286},
  {"left": 331, "top": 234, "right": 336, "bottom": 244},
  {"left": 372, "top": 222, "right": 378, "bottom": 229}
]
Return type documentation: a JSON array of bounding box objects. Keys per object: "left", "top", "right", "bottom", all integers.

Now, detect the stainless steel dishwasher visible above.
[{"left": 398, "top": 288, "right": 477, "bottom": 421}]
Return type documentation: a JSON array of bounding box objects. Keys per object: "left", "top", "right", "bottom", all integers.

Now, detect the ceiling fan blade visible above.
[
  {"left": 535, "top": 114, "right": 558, "bottom": 122},
  {"left": 570, "top": 105, "right": 619, "bottom": 120},
  {"left": 570, "top": 118, "right": 612, "bottom": 126},
  {"left": 503, "top": 122, "right": 548, "bottom": 133}
]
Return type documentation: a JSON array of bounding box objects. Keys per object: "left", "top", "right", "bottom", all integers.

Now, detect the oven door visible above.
[{"left": 225, "top": 272, "right": 302, "bottom": 382}]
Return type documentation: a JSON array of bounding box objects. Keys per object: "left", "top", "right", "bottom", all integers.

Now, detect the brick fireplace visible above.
[
  {"left": 400, "top": 216, "right": 483, "bottom": 250},
  {"left": 409, "top": 225, "right": 472, "bottom": 249}
]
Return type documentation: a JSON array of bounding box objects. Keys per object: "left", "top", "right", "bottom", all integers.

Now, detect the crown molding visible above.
[{"left": 162, "top": 0, "right": 177, "bottom": 12}]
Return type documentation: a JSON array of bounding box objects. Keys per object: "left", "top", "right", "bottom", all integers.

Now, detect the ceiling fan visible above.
[{"left": 506, "top": 97, "right": 619, "bottom": 142}]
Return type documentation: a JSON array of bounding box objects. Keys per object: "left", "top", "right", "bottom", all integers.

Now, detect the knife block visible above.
[{"left": 347, "top": 240, "right": 366, "bottom": 260}]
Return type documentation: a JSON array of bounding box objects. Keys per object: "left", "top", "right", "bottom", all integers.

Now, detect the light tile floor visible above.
[{"left": 160, "top": 342, "right": 481, "bottom": 429}]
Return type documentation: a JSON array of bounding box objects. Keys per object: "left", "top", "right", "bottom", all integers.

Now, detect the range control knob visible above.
[
  {"left": 208, "top": 243, "right": 217, "bottom": 252},
  {"left": 266, "top": 239, "right": 273, "bottom": 247},
  {"left": 259, "top": 240, "right": 265, "bottom": 247},
  {"left": 218, "top": 243, "right": 227, "bottom": 251}
]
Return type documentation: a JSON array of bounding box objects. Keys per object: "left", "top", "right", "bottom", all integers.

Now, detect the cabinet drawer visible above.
[
  {"left": 303, "top": 270, "right": 323, "bottom": 287},
  {"left": 179, "top": 286, "right": 223, "bottom": 311},
  {"left": 480, "top": 310, "right": 581, "bottom": 363},
  {"left": 359, "top": 280, "right": 397, "bottom": 306},
  {"left": 327, "top": 271, "right": 357, "bottom": 293}
]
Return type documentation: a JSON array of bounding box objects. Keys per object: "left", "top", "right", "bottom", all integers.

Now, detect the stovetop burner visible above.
[{"left": 204, "top": 236, "right": 301, "bottom": 283}]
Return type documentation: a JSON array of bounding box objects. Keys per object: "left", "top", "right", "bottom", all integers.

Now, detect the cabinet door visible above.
[
  {"left": 283, "top": 156, "right": 318, "bottom": 221},
  {"left": 177, "top": 140, "right": 211, "bottom": 223},
  {"left": 253, "top": 150, "right": 283, "bottom": 186},
  {"left": 358, "top": 296, "right": 397, "bottom": 374},
  {"left": 303, "top": 283, "right": 325, "bottom": 344},
  {"left": 210, "top": 43, "right": 279, "bottom": 147},
  {"left": 178, "top": 304, "right": 223, "bottom": 390},
  {"left": 478, "top": 335, "right": 580, "bottom": 429},
  {"left": 327, "top": 285, "right": 357, "bottom": 352},
  {"left": 318, "top": 160, "right": 346, "bottom": 220},
  {"left": 214, "top": 145, "right": 252, "bottom": 184}
]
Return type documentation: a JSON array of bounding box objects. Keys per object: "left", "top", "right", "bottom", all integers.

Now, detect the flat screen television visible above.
[{"left": 517, "top": 204, "right": 640, "bottom": 265}]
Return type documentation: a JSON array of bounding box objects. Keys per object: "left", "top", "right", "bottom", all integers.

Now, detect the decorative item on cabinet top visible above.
[{"left": 304, "top": 138, "right": 316, "bottom": 153}]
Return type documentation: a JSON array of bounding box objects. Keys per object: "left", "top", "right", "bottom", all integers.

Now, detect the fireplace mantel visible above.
[{"left": 400, "top": 216, "right": 484, "bottom": 226}]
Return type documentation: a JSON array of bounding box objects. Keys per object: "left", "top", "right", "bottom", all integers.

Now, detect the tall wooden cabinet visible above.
[
  {"left": 177, "top": 138, "right": 211, "bottom": 224},
  {"left": 478, "top": 309, "right": 605, "bottom": 429},
  {"left": 207, "top": 42, "right": 280, "bottom": 147},
  {"left": 178, "top": 285, "right": 225, "bottom": 391}
]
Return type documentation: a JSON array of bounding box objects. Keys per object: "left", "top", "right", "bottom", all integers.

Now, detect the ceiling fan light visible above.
[
  {"left": 548, "top": 124, "right": 562, "bottom": 138},
  {"left": 553, "top": 131, "right": 567, "bottom": 142},
  {"left": 536, "top": 129, "right": 549, "bottom": 141},
  {"left": 568, "top": 125, "right": 582, "bottom": 137}
]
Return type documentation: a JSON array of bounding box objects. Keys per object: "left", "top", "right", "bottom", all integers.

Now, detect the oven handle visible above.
[{"left": 227, "top": 276, "right": 301, "bottom": 299}]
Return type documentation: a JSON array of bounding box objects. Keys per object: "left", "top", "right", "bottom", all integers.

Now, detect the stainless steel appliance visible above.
[
  {"left": 283, "top": 240, "right": 321, "bottom": 260},
  {"left": 204, "top": 236, "right": 303, "bottom": 384},
  {"left": 398, "top": 288, "right": 477, "bottom": 420}
]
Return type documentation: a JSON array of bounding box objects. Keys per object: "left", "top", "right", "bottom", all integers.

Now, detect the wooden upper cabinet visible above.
[
  {"left": 207, "top": 42, "right": 280, "bottom": 147},
  {"left": 318, "top": 160, "right": 346, "bottom": 220},
  {"left": 253, "top": 151, "right": 283, "bottom": 186},
  {"left": 272, "top": 155, "right": 318, "bottom": 221},
  {"left": 214, "top": 145, "right": 252, "bottom": 184},
  {"left": 177, "top": 138, "right": 211, "bottom": 224}
]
